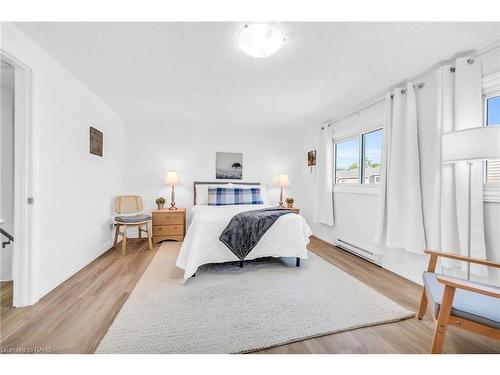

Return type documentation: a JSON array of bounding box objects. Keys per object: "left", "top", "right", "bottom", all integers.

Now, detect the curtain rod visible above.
[
  {"left": 449, "top": 43, "right": 500, "bottom": 72},
  {"left": 321, "top": 82, "right": 424, "bottom": 129},
  {"left": 322, "top": 82, "right": 424, "bottom": 128},
  {"left": 322, "top": 42, "right": 500, "bottom": 129}
]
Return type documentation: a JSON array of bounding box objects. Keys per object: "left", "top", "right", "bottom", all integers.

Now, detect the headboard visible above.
[{"left": 193, "top": 181, "right": 261, "bottom": 205}]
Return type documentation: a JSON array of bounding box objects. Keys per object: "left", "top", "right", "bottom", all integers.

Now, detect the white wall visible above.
[
  {"left": 298, "top": 48, "right": 500, "bottom": 285},
  {"left": 1, "top": 67, "right": 15, "bottom": 281},
  {"left": 1, "top": 23, "right": 125, "bottom": 300},
  {"left": 124, "top": 122, "right": 303, "bottom": 229}
]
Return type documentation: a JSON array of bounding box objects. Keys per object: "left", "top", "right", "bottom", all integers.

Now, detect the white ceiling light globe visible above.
[{"left": 238, "top": 23, "right": 285, "bottom": 58}]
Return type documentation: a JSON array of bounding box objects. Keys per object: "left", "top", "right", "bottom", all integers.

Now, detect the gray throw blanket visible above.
[{"left": 219, "top": 208, "right": 296, "bottom": 260}]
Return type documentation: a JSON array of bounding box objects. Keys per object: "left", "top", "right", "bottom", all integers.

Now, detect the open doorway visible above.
[
  {"left": 1, "top": 60, "right": 15, "bottom": 290},
  {"left": 1, "top": 50, "right": 35, "bottom": 308},
  {"left": 1, "top": 57, "right": 15, "bottom": 315}
]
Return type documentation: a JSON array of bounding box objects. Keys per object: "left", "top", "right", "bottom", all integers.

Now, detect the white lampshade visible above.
[
  {"left": 442, "top": 127, "right": 500, "bottom": 164},
  {"left": 276, "top": 174, "right": 290, "bottom": 187},
  {"left": 238, "top": 23, "right": 285, "bottom": 58},
  {"left": 165, "top": 170, "right": 180, "bottom": 186}
]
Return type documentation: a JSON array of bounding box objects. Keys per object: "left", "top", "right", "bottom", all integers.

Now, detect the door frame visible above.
[{"left": 1, "top": 49, "right": 37, "bottom": 307}]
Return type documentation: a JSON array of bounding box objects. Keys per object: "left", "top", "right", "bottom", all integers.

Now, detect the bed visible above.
[{"left": 175, "top": 181, "right": 313, "bottom": 280}]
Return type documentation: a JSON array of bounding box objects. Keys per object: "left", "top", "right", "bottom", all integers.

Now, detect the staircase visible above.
[
  {"left": 1, "top": 228, "right": 13, "bottom": 248},
  {"left": 0, "top": 219, "right": 13, "bottom": 248}
]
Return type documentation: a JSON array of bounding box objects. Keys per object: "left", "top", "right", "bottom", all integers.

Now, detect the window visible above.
[
  {"left": 485, "top": 95, "right": 500, "bottom": 184},
  {"left": 362, "top": 129, "right": 383, "bottom": 184},
  {"left": 334, "top": 128, "right": 383, "bottom": 185},
  {"left": 335, "top": 137, "right": 360, "bottom": 184}
]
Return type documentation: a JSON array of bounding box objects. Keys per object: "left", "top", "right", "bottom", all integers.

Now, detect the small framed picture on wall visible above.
[
  {"left": 307, "top": 150, "right": 316, "bottom": 180},
  {"left": 90, "top": 126, "right": 103, "bottom": 157}
]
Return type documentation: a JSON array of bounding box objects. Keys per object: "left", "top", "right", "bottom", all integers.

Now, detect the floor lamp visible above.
[{"left": 442, "top": 126, "right": 500, "bottom": 280}]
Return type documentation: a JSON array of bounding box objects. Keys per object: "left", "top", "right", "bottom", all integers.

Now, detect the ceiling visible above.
[{"left": 14, "top": 22, "right": 500, "bottom": 130}]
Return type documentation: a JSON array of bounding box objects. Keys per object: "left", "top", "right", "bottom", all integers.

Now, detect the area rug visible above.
[{"left": 96, "top": 242, "right": 414, "bottom": 353}]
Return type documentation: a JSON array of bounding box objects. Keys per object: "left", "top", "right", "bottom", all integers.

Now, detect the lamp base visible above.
[
  {"left": 278, "top": 186, "right": 284, "bottom": 208},
  {"left": 169, "top": 185, "right": 177, "bottom": 210}
]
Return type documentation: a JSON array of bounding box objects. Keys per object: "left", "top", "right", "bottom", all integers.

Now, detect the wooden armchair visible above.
[{"left": 417, "top": 249, "right": 500, "bottom": 353}]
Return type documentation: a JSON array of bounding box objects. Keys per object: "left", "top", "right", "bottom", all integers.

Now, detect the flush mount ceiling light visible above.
[{"left": 238, "top": 23, "right": 286, "bottom": 58}]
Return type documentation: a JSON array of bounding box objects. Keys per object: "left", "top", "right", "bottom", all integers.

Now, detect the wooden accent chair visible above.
[
  {"left": 417, "top": 249, "right": 500, "bottom": 354},
  {"left": 113, "top": 195, "right": 152, "bottom": 255}
]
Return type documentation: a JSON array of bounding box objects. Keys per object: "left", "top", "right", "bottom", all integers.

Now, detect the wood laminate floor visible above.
[{"left": 1, "top": 237, "right": 499, "bottom": 354}]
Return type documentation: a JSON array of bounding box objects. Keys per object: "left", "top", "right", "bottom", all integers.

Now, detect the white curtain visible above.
[
  {"left": 373, "top": 93, "right": 392, "bottom": 246},
  {"left": 374, "top": 82, "right": 426, "bottom": 253},
  {"left": 375, "top": 57, "right": 487, "bottom": 273},
  {"left": 314, "top": 124, "right": 334, "bottom": 226},
  {"left": 437, "top": 57, "right": 486, "bottom": 274}
]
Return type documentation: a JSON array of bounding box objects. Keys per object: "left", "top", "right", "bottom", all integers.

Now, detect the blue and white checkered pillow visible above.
[{"left": 208, "top": 187, "right": 263, "bottom": 206}]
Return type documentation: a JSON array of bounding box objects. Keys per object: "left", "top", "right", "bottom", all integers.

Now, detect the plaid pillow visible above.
[{"left": 208, "top": 187, "right": 263, "bottom": 206}]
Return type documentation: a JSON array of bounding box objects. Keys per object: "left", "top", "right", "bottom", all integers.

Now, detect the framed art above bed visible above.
[{"left": 215, "top": 152, "right": 243, "bottom": 179}]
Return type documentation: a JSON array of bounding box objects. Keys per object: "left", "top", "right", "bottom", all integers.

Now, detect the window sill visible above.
[
  {"left": 484, "top": 185, "right": 500, "bottom": 203},
  {"left": 333, "top": 185, "right": 381, "bottom": 195}
]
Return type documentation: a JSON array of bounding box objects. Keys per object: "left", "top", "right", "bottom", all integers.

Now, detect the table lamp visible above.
[
  {"left": 165, "top": 170, "right": 180, "bottom": 210},
  {"left": 277, "top": 174, "right": 290, "bottom": 208}
]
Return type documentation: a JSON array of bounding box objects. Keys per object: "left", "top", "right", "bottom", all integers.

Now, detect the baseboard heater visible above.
[{"left": 335, "top": 238, "right": 381, "bottom": 266}]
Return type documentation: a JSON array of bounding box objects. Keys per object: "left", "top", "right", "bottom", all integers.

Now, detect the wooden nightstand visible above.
[
  {"left": 152, "top": 208, "right": 186, "bottom": 244},
  {"left": 283, "top": 207, "right": 300, "bottom": 214}
]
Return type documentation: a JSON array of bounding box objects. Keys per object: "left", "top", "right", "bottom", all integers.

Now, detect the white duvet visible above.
[{"left": 176, "top": 205, "right": 313, "bottom": 280}]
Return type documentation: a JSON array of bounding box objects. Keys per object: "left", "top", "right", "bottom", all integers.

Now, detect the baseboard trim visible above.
[
  {"left": 382, "top": 261, "right": 423, "bottom": 285},
  {"left": 310, "top": 235, "right": 381, "bottom": 266},
  {"left": 38, "top": 241, "right": 113, "bottom": 299},
  {"left": 310, "top": 235, "right": 422, "bottom": 285},
  {"left": 309, "top": 234, "right": 334, "bottom": 247}
]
